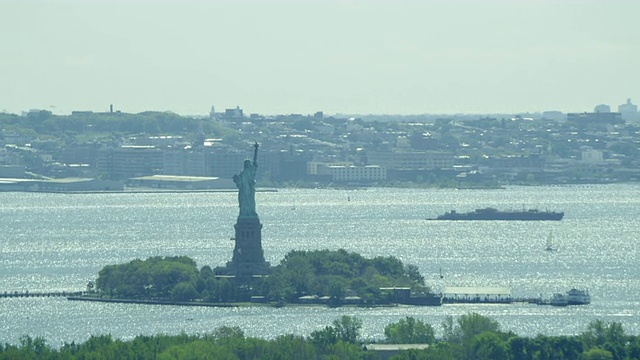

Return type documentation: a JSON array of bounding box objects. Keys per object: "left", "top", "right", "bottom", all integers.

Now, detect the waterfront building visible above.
[
  {"left": 367, "top": 151, "right": 454, "bottom": 170},
  {"left": 96, "top": 146, "right": 163, "bottom": 179},
  {"left": 270, "top": 149, "right": 309, "bottom": 182},
  {"left": 307, "top": 161, "right": 353, "bottom": 175},
  {"left": 330, "top": 165, "right": 386, "bottom": 182},
  {"left": 0, "top": 177, "right": 124, "bottom": 192},
  {"left": 163, "top": 148, "right": 206, "bottom": 176},
  {"left": 128, "top": 175, "right": 234, "bottom": 190},
  {"left": 204, "top": 149, "right": 247, "bottom": 178},
  {"left": 59, "top": 143, "right": 101, "bottom": 168}
]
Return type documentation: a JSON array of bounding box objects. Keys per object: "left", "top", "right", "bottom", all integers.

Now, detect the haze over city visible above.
[{"left": 2, "top": 0, "right": 639, "bottom": 116}]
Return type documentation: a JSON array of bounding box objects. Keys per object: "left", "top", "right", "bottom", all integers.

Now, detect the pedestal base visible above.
[
  {"left": 214, "top": 216, "right": 271, "bottom": 278},
  {"left": 214, "top": 260, "right": 271, "bottom": 278}
]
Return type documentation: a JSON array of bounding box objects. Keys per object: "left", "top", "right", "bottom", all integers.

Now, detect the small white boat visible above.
[
  {"left": 547, "top": 289, "right": 591, "bottom": 306},
  {"left": 567, "top": 288, "right": 591, "bottom": 305}
]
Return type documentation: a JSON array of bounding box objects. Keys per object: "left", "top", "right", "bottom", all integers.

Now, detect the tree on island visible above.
[
  {"left": 91, "top": 249, "right": 429, "bottom": 305},
  {"left": 258, "top": 249, "right": 430, "bottom": 305},
  {"left": 95, "top": 256, "right": 198, "bottom": 299}
]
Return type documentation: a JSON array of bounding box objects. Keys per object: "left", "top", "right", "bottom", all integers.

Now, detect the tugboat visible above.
[{"left": 429, "top": 207, "right": 564, "bottom": 221}]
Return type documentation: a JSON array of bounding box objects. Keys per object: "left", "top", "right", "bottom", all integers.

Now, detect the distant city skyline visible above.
[{"left": 1, "top": 0, "right": 639, "bottom": 116}]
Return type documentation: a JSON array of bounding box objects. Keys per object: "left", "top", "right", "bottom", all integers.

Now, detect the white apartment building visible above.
[
  {"left": 330, "top": 165, "right": 386, "bottom": 182},
  {"left": 367, "top": 151, "right": 454, "bottom": 170},
  {"left": 307, "top": 161, "right": 353, "bottom": 175}
]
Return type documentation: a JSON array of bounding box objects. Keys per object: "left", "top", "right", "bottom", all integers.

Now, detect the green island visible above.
[
  {"left": 81, "top": 249, "right": 434, "bottom": 307},
  {"left": 3, "top": 314, "right": 638, "bottom": 359},
  {"left": 38, "top": 252, "right": 637, "bottom": 359}
]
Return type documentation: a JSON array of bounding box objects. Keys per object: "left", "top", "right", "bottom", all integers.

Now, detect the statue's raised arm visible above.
[{"left": 253, "top": 142, "right": 259, "bottom": 168}]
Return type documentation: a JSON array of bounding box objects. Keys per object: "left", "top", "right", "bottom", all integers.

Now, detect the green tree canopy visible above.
[
  {"left": 95, "top": 256, "right": 199, "bottom": 299},
  {"left": 384, "top": 316, "right": 435, "bottom": 344},
  {"left": 260, "top": 249, "right": 429, "bottom": 303}
]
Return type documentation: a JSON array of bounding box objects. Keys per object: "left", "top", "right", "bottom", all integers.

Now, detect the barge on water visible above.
[{"left": 429, "top": 207, "right": 564, "bottom": 221}]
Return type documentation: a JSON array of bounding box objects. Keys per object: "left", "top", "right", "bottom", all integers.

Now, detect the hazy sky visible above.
[{"left": 1, "top": 0, "right": 639, "bottom": 116}]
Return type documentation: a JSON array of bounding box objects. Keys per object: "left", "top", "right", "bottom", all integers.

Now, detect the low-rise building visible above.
[
  {"left": 331, "top": 165, "right": 386, "bottom": 182},
  {"left": 128, "top": 175, "right": 234, "bottom": 190},
  {"left": 97, "top": 146, "right": 163, "bottom": 179},
  {"left": 163, "top": 149, "right": 206, "bottom": 176},
  {"left": 367, "top": 151, "right": 454, "bottom": 170},
  {"left": 0, "top": 178, "right": 124, "bottom": 192},
  {"left": 307, "top": 161, "right": 353, "bottom": 175}
]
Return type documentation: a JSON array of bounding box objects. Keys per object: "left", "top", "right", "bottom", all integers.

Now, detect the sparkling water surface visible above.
[{"left": 1, "top": 185, "right": 640, "bottom": 346}]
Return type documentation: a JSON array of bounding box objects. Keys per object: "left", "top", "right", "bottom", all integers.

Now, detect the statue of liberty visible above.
[{"left": 233, "top": 142, "right": 259, "bottom": 218}]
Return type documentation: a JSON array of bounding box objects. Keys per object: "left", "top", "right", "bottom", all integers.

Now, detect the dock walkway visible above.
[
  {"left": 0, "top": 291, "right": 83, "bottom": 298},
  {"left": 443, "top": 296, "right": 542, "bottom": 305}
]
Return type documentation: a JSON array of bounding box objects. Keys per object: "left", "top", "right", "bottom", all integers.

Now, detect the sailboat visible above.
[{"left": 545, "top": 231, "right": 557, "bottom": 251}]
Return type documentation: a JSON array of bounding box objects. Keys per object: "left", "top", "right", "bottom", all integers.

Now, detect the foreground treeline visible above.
[
  {"left": 93, "top": 250, "right": 429, "bottom": 305},
  {"left": 2, "top": 314, "right": 640, "bottom": 360}
]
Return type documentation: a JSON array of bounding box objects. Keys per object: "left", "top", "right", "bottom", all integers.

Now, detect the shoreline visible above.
[
  {"left": 66, "top": 296, "right": 403, "bottom": 308},
  {"left": 67, "top": 296, "right": 242, "bottom": 307},
  {"left": 0, "top": 188, "right": 279, "bottom": 194}
]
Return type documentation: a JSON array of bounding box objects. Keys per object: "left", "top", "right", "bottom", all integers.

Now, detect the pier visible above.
[
  {"left": 0, "top": 290, "right": 84, "bottom": 298},
  {"left": 441, "top": 286, "right": 555, "bottom": 305},
  {"left": 443, "top": 296, "right": 543, "bottom": 305},
  {"left": 443, "top": 297, "right": 542, "bottom": 305},
  {"left": 1, "top": 290, "right": 582, "bottom": 307}
]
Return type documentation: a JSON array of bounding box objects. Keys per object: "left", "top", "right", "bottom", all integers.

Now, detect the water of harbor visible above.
[{"left": 1, "top": 184, "right": 639, "bottom": 346}]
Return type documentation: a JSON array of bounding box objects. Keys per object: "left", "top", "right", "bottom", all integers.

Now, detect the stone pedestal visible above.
[{"left": 215, "top": 217, "right": 271, "bottom": 277}]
